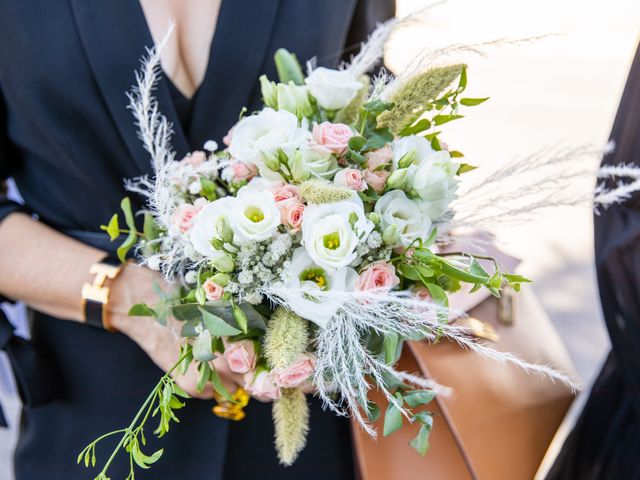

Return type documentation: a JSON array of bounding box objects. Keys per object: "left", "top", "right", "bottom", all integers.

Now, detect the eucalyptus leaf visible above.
[
  {"left": 200, "top": 308, "right": 242, "bottom": 336},
  {"left": 103, "top": 214, "right": 120, "bottom": 241},
  {"left": 383, "top": 332, "right": 400, "bottom": 365},
  {"left": 128, "top": 303, "right": 156, "bottom": 317},
  {"left": 117, "top": 197, "right": 138, "bottom": 263},
  {"left": 410, "top": 424, "right": 432, "bottom": 456},
  {"left": 403, "top": 390, "right": 436, "bottom": 408},
  {"left": 209, "top": 366, "right": 234, "bottom": 403},
  {"left": 383, "top": 394, "right": 404, "bottom": 437},
  {"left": 460, "top": 97, "right": 489, "bottom": 106}
]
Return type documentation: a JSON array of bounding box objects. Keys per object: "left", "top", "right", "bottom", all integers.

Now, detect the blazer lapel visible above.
[
  {"left": 188, "top": 0, "right": 281, "bottom": 149},
  {"left": 69, "top": 0, "right": 191, "bottom": 175}
]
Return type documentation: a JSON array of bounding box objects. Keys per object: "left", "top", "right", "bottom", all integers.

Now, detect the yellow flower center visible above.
[
  {"left": 244, "top": 206, "right": 265, "bottom": 223},
  {"left": 323, "top": 232, "right": 341, "bottom": 250},
  {"left": 301, "top": 268, "right": 328, "bottom": 290}
]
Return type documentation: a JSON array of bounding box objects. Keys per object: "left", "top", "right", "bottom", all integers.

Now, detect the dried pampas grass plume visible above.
[
  {"left": 264, "top": 307, "right": 309, "bottom": 369},
  {"left": 273, "top": 388, "right": 310, "bottom": 466}
]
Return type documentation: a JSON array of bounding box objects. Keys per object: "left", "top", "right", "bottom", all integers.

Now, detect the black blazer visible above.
[{"left": 0, "top": 1, "right": 394, "bottom": 479}]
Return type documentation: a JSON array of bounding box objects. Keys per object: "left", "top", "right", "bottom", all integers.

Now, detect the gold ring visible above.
[{"left": 212, "top": 387, "right": 250, "bottom": 421}]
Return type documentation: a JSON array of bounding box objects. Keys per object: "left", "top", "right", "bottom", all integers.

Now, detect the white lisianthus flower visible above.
[
  {"left": 231, "top": 186, "right": 281, "bottom": 245},
  {"left": 189, "top": 197, "right": 236, "bottom": 258},
  {"left": 412, "top": 150, "right": 459, "bottom": 221},
  {"left": 302, "top": 196, "right": 373, "bottom": 272},
  {"left": 391, "top": 135, "right": 434, "bottom": 173},
  {"left": 374, "top": 190, "right": 433, "bottom": 248},
  {"left": 299, "top": 147, "right": 339, "bottom": 179},
  {"left": 228, "top": 108, "right": 310, "bottom": 179},
  {"left": 282, "top": 247, "right": 358, "bottom": 327},
  {"left": 305, "top": 67, "right": 362, "bottom": 110}
]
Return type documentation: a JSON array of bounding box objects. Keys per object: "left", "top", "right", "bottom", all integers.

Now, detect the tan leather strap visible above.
[{"left": 407, "top": 341, "right": 480, "bottom": 480}]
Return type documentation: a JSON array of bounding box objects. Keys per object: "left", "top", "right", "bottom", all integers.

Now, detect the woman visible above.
[
  {"left": 0, "top": 1, "right": 395, "bottom": 478},
  {"left": 546, "top": 43, "right": 640, "bottom": 480}
]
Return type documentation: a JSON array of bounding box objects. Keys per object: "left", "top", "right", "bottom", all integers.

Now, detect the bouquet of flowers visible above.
[{"left": 78, "top": 17, "right": 640, "bottom": 480}]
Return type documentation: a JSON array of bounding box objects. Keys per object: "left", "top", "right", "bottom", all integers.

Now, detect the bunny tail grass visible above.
[
  {"left": 300, "top": 180, "right": 354, "bottom": 204},
  {"left": 273, "top": 388, "right": 310, "bottom": 466},
  {"left": 264, "top": 307, "right": 309, "bottom": 369}
]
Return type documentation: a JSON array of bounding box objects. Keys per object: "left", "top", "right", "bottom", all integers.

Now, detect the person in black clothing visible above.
[{"left": 546, "top": 43, "right": 640, "bottom": 480}]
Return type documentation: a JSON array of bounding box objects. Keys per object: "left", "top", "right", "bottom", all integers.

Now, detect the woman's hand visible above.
[{"left": 108, "top": 263, "right": 244, "bottom": 399}]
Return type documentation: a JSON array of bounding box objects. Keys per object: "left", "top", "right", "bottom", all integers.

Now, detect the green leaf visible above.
[
  {"left": 143, "top": 213, "right": 160, "bottom": 241},
  {"left": 103, "top": 214, "right": 120, "bottom": 241},
  {"left": 410, "top": 423, "right": 432, "bottom": 456},
  {"left": 348, "top": 136, "right": 367, "bottom": 152},
  {"left": 403, "top": 390, "right": 436, "bottom": 408},
  {"left": 398, "top": 263, "right": 421, "bottom": 281},
  {"left": 398, "top": 118, "right": 432, "bottom": 137},
  {"left": 460, "top": 97, "right": 489, "bottom": 106},
  {"left": 117, "top": 197, "right": 138, "bottom": 263},
  {"left": 383, "top": 332, "right": 400, "bottom": 365},
  {"left": 196, "top": 362, "right": 211, "bottom": 392},
  {"left": 469, "top": 258, "right": 490, "bottom": 280},
  {"left": 449, "top": 150, "right": 464, "bottom": 159},
  {"left": 363, "top": 128, "right": 393, "bottom": 151},
  {"left": 180, "top": 320, "right": 200, "bottom": 337},
  {"left": 366, "top": 400, "right": 381, "bottom": 423},
  {"left": 458, "top": 65, "right": 468, "bottom": 90},
  {"left": 128, "top": 303, "right": 157, "bottom": 317},
  {"left": 383, "top": 394, "right": 404, "bottom": 437},
  {"left": 232, "top": 305, "right": 249, "bottom": 333},
  {"left": 200, "top": 307, "right": 242, "bottom": 336},
  {"left": 433, "top": 114, "right": 464, "bottom": 126},
  {"left": 209, "top": 366, "right": 234, "bottom": 403},
  {"left": 457, "top": 163, "right": 477, "bottom": 174},
  {"left": 424, "top": 283, "right": 448, "bottom": 307},
  {"left": 199, "top": 176, "right": 218, "bottom": 201},
  {"left": 503, "top": 273, "right": 532, "bottom": 283},
  {"left": 416, "top": 264, "right": 435, "bottom": 279},
  {"left": 274, "top": 49, "right": 304, "bottom": 85},
  {"left": 193, "top": 329, "right": 215, "bottom": 362}
]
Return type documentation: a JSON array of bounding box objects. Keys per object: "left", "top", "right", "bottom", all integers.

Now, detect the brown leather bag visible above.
[{"left": 352, "top": 289, "right": 577, "bottom": 480}]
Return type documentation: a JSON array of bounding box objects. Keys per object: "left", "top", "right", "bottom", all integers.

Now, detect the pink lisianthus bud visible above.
[
  {"left": 312, "top": 122, "right": 353, "bottom": 154},
  {"left": 274, "top": 353, "right": 316, "bottom": 388},
  {"left": 365, "top": 145, "right": 393, "bottom": 170},
  {"left": 355, "top": 261, "right": 400, "bottom": 291},
  {"left": 244, "top": 370, "right": 281, "bottom": 401},
  {"left": 181, "top": 150, "right": 206, "bottom": 167},
  {"left": 223, "top": 340, "right": 257, "bottom": 374},
  {"left": 363, "top": 169, "right": 389, "bottom": 193},
  {"left": 172, "top": 203, "right": 199, "bottom": 233},
  {"left": 334, "top": 168, "right": 367, "bottom": 191},
  {"left": 232, "top": 162, "right": 258, "bottom": 182},
  {"left": 202, "top": 278, "right": 224, "bottom": 302}
]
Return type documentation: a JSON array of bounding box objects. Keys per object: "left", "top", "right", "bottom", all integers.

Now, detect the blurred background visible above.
[{"left": 1, "top": 0, "right": 639, "bottom": 477}]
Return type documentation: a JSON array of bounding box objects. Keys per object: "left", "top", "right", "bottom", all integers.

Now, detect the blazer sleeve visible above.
[{"left": 0, "top": 86, "right": 29, "bottom": 224}]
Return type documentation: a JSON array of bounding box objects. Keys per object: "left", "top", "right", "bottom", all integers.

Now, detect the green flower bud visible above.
[
  {"left": 289, "top": 151, "right": 310, "bottom": 182},
  {"left": 277, "top": 83, "right": 313, "bottom": 119},
  {"left": 210, "top": 272, "right": 230, "bottom": 287},
  {"left": 382, "top": 224, "right": 400, "bottom": 246},
  {"left": 232, "top": 305, "right": 249, "bottom": 333},
  {"left": 260, "top": 75, "right": 278, "bottom": 109},
  {"left": 386, "top": 168, "right": 409, "bottom": 190},
  {"left": 210, "top": 253, "right": 235, "bottom": 273},
  {"left": 398, "top": 150, "right": 417, "bottom": 169},
  {"left": 262, "top": 151, "right": 281, "bottom": 172},
  {"left": 367, "top": 212, "right": 381, "bottom": 225},
  {"left": 210, "top": 238, "right": 224, "bottom": 250},
  {"left": 216, "top": 216, "right": 234, "bottom": 244}
]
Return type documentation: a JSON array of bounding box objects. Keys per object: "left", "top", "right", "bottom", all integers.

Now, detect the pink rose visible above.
[
  {"left": 202, "top": 278, "right": 224, "bottom": 302},
  {"left": 355, "top": 261, "right": 400, "bottom": 292},
  {"left": 231, "top": 162, "right": 257, "bottom": 182},
  {"left": 312, "top": 122, "right": 353, "bottom": 153},
  {"left": 172, "top": 203, "right": 199, "bottom": 233},
  {"left": 283, "top": 201, "right": 305, "bottom": 232},
  {"left": 363, "top": 169, "right": 389, "bottom": 193},
  {"left": 272, "top": 184, "right": 301, "bottom": 204},
  {"left": 334, "top": 168, "right": 367, "bottom": 191},
  {"left": 245, "top": 370, "right": 281, "bottom": 401},
  {"left": 223, "top": 126, "right": 235, "bottom": 147},
  {"left": 365, "top": 145, "right": 393, "bottom": 170},
  {"left": 181, "top": 150, "right": 206, "bottom": 167},
  {"left": 223, "top": 340, "right": 257, "bottom": 374},
  {"left": 274, "top": 353, "right": 316, "bottom": 388}
]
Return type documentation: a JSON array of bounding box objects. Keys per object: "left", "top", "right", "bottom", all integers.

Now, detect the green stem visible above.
[{"left": 97, "top": 352, "right": 190, "bottom": 476}]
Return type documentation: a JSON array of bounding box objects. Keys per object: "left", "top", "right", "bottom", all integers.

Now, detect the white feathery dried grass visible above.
[
  {"left": 444, "top": 142, "right": 640, "bottom": 233},
  {"left": 260, "top": 283, "right": 577, "bottom": 433}
]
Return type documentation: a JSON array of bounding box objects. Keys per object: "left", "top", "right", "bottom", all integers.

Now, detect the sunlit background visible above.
[
  {"left": 389, "top": 0, "right": 640, "bottom": 387},
  {"left": 1, "top": 1, "right": 639, "bottom": 477}
]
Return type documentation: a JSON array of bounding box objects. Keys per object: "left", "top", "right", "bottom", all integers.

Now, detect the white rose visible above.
[
  {"left": 305, "top": 67, "right": 362, "bottom": 110},
  {"left": 411, "top": 150, "right": 459, "bottom": 221},
  {"left": 282, "top": 247, "right": 358, "bottom": 327},
  {"left": 375, "top": 190, "right": 433, "bottom": 248},
  {"left": 299, "top": 147, "right": 339, "bottom": 179},
  {"left": 189, "top": 197, "right": 236, "bottom": 258},
  {"left": 228, "top": 108, "right": 310, "bottom": 178},
  {"left": 301, "top": 196, "right": 373, "bottom": 272},
  {"left": 231, "top": 186, "right": 281, "bottom": 244}
]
